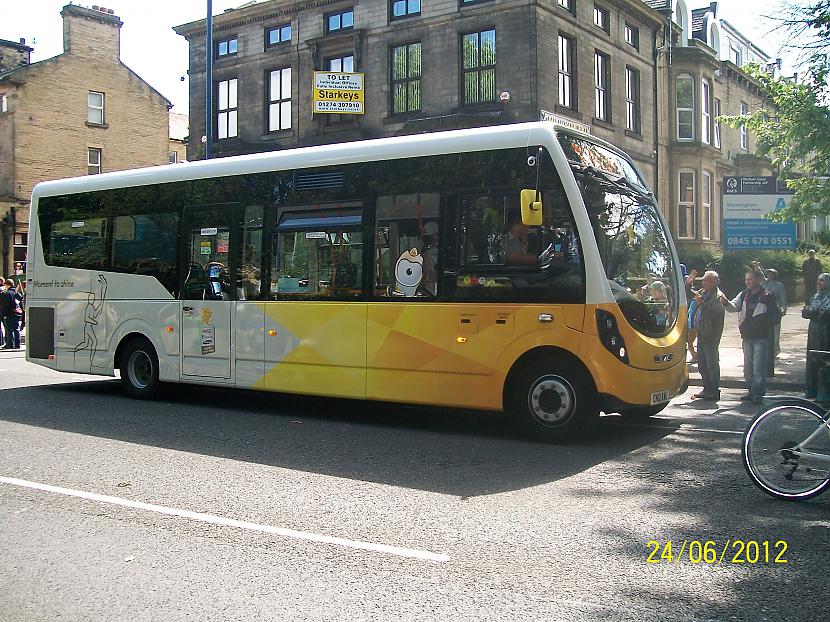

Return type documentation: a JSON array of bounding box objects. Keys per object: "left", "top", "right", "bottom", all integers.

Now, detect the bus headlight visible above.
[{"left": 596, "top": 309, "right": 629, "bottom": 364}]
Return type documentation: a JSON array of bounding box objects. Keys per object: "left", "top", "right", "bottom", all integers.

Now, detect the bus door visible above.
[{"left": 180, "top": 205, "right": 234, "bottom": 379}]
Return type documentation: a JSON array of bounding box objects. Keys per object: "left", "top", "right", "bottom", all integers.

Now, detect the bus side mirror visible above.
[{"left": 520, "top": 189, "right": 543, "bottom": 226}]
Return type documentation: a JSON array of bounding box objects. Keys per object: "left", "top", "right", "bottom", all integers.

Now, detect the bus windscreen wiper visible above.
[{"left": 576, "top": 165, "right": 654, "bottom": 203}]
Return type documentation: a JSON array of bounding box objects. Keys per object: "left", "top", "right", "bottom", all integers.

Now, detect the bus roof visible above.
[{"left": 30, "top": 122, "right": 625, "bottom": 200}]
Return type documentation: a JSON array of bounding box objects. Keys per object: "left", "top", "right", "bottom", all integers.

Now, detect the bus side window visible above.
[
  {"left": 272, "top": 208, "right": 363, "bottom": 300},
  {"left": 235, "top": 205, "right": 264, "bottom": 301},
  {"left": 374, "top": 193, "right": 440, "bottom": 299},
  {"left": 45, "top": 217, "right": 109, "bottom": 270},
  {"left": 449, "top": 192, "right": 584, "bottom": 303},
  {"left": 111, "top": 213, "right": 179, "bottom": 295}
]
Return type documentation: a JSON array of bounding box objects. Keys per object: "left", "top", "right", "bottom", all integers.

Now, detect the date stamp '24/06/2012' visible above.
[{"left": 646, "top": 540, "right": 788, "bottom": 565}]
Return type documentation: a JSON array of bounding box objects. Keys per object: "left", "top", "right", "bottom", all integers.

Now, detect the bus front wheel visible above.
[
  {"left": 120, "top": 338, "right": 161, "bottom": 400},
  {"left": 509, "top": 358, "right": 598, "bottom": 442}
]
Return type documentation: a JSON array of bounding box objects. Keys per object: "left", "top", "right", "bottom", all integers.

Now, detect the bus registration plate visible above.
[{"left": 650, "top": 390, "right": 669, "bottom": 405}]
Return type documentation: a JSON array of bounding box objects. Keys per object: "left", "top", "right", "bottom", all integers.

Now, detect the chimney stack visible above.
[{"left": 61, "top": 3, "right": 123, "bottom": 60}]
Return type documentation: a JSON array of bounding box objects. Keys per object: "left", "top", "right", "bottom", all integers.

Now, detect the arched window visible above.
[
  {"left": 708, "top": 19, "right": 721, "bottom": 56},
  {"left": 674, "top": 0, "right": 690, "bottom": 46},
  {"left": 676, "top": 74, "right": 694, "bottom": 140}
]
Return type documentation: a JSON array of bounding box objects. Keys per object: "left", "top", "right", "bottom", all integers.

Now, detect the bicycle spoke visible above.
[{"left": 743, "top": 405, "right": 830, "bottom": 499}]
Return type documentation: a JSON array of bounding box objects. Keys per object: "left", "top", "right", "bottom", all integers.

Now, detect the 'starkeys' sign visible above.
[{"left": 313, "top": 72, "right": 365, "bottom": 114}]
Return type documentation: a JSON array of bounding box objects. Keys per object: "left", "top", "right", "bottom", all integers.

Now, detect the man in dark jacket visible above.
[
  {"left": 722, "top": 271, "right": 780, "bottom": 403},
  {"left": 802, "top": 249, "right": 823, "bottom": 304},
  {"left": 0, "top": 278, "right": 21, "bottom": 350},
  {"left": 691, "top": 271, "right": 726, "bottom": 401}
]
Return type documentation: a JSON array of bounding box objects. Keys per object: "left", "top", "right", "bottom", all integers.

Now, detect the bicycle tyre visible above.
[{"left": 742, "top": 401, "right": 830, "bottom": 501}]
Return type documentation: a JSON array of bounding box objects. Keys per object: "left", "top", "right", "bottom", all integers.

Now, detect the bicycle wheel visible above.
[{"left": 742, "top": 403, "right": 830, "bottom": 500}]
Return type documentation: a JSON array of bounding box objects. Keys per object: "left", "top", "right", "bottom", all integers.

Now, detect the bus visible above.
[{"left": 25, "top": 122, "right": 687, "bottom": 442}]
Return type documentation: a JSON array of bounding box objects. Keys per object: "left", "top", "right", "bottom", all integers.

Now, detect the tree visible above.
[{"left": 720, "top": 2, "right": 830, "bottom": 222}]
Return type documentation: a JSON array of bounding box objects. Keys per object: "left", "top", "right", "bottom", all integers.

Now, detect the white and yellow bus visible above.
[{"left": 26, "top": 122, "right": 687, "bottom": 441}]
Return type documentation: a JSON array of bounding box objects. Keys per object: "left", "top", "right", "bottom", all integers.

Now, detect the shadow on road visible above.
[
  {"left": 577, "top": 417, "right": 829, "bottom": 620},
  {"left": 0, "top": 380, "right": 678, "bottom": 497}
]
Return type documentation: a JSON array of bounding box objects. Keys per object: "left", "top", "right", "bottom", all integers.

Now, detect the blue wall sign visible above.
[{"left": 722, "top": 176, "right": 796, "bottom": 250}]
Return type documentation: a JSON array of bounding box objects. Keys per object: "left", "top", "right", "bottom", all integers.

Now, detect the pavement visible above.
[{"left": 687, "top": 304, "right": 806, "bottom": 392}]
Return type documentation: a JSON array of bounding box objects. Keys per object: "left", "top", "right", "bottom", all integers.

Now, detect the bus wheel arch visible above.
[
  {"left": 116, "top": 334, "right": 161, "bottom": 400},
  {"left": 504, "top": 347, "right": 599, "bottom": 442}
]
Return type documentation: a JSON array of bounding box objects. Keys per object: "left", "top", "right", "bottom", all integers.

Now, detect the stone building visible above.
[
  {"left": 169, "top": 111, "right": 190, "bottom": 163},
  {"left": 174, "top": 0, "right": 667, "bottom": 188},
  {"left": 0, "top": 4, "right": 173, "bottom": 277},
  {"left": 175, "top": 0, "right": 777, "bottom": 249},
  {"left": 648, "top": 0, "right": 776, "bottom": 254}
]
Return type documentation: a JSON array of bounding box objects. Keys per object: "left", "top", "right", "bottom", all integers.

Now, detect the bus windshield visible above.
[{"left": 558, "top": 133, "right": 678, "bottom": 337}]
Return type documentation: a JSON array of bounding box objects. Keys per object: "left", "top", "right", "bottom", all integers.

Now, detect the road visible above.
[{"left": 0, "top": 351, "right": 827, "bottom": 621}]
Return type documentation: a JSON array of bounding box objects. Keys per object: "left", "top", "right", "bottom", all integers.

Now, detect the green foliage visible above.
[
  {"left": 718, "top": 3, "right": 830, "bottom": 222},
  {"left": 678, "top": 248, "right": 720, "bottom": 276},
  {"left": 720, "top": 64, "right": 830, "bottom": 222},
  {"left": 801, "top": 233, "right": 830, "bottom": 249},
  {"left": 681, "top": 248, "right": 805, "bottom": 299},
  {"left": 707, "top": 250, "right": 803, "bottom": 300}
]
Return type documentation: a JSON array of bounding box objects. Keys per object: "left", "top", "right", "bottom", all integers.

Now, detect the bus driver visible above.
[{"left": 505, "top": 213, "right": 537, "bottom": 266}]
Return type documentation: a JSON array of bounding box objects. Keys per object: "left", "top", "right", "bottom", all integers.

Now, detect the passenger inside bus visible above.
[
  {"left": 642, "top": 280, "right": 670, "bottom": 328},
  {"left": 205, "top": 262, "right": 231, "bottom": 300},
  {"left": 236, "top": 262, "right": 261, "bottom": 300},
  {"left": 236, "top": 244, "right": 261, "bottom": 300},
  {"left": 505, "top": 213, "right": 537, "bottom": 266}
]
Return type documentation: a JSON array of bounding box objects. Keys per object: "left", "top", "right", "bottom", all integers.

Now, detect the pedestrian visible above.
[
  {"left": 691, "top": 270, "right": 725, "bottom": 401},
  {"left": 761, "top": 267, "right": 787, "bottom": 353},
  {"left": 753, "top": 261, "right": 788, "bottom": 376},
  {"left": 802, "top": 273, "right": 830, "bottom": 401},
  {"left": 15, "top": 280, "right": 25, "bottom": 332},
  {"left": 721, "top": 270, "right": 781, "bottom": 403},
  {"left": 801, "top": 249, "right": 823, "bottom": 304},
  {"left": 685, "top": 267, "right": 699, "bottom": 363},
  {"left": 0, "top": 278, "right": 21, "bottom": 350}
]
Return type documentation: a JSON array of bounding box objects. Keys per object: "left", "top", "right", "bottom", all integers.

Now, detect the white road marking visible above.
[{"left": 0, "top": 476, "right": 450, "bottom": 563}]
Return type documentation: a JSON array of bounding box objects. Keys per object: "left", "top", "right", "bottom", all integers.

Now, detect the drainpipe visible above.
[{"left": 653, "top": 26, "right": 660, "bottom": 200}]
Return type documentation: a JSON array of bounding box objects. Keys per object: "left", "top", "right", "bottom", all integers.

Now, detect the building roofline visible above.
[
  {"left": 719, "top": 18, "right": 771, "bottom": 60},
  {"left": 0, "top": 53, "right": 172, "bottom": 109},
  {"left": 175, "top": 0, "right": 366, "bottom": 37},
  {"left": 0, "top": 38, "right": 33, "bottom": 52},
  {"left": 0, "top": 55, "right": 58, "bottom": 83},
  {"left": 119, "top": 60, "right": 173, "bottom": 109}
]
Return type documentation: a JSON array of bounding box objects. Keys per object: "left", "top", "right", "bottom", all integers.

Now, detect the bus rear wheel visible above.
[
  {"left": 509, "top": 358, "right": 598, "bottom": 442},
  {"left": 120, "top": 338, "right": 161, "bottom": 400}
]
